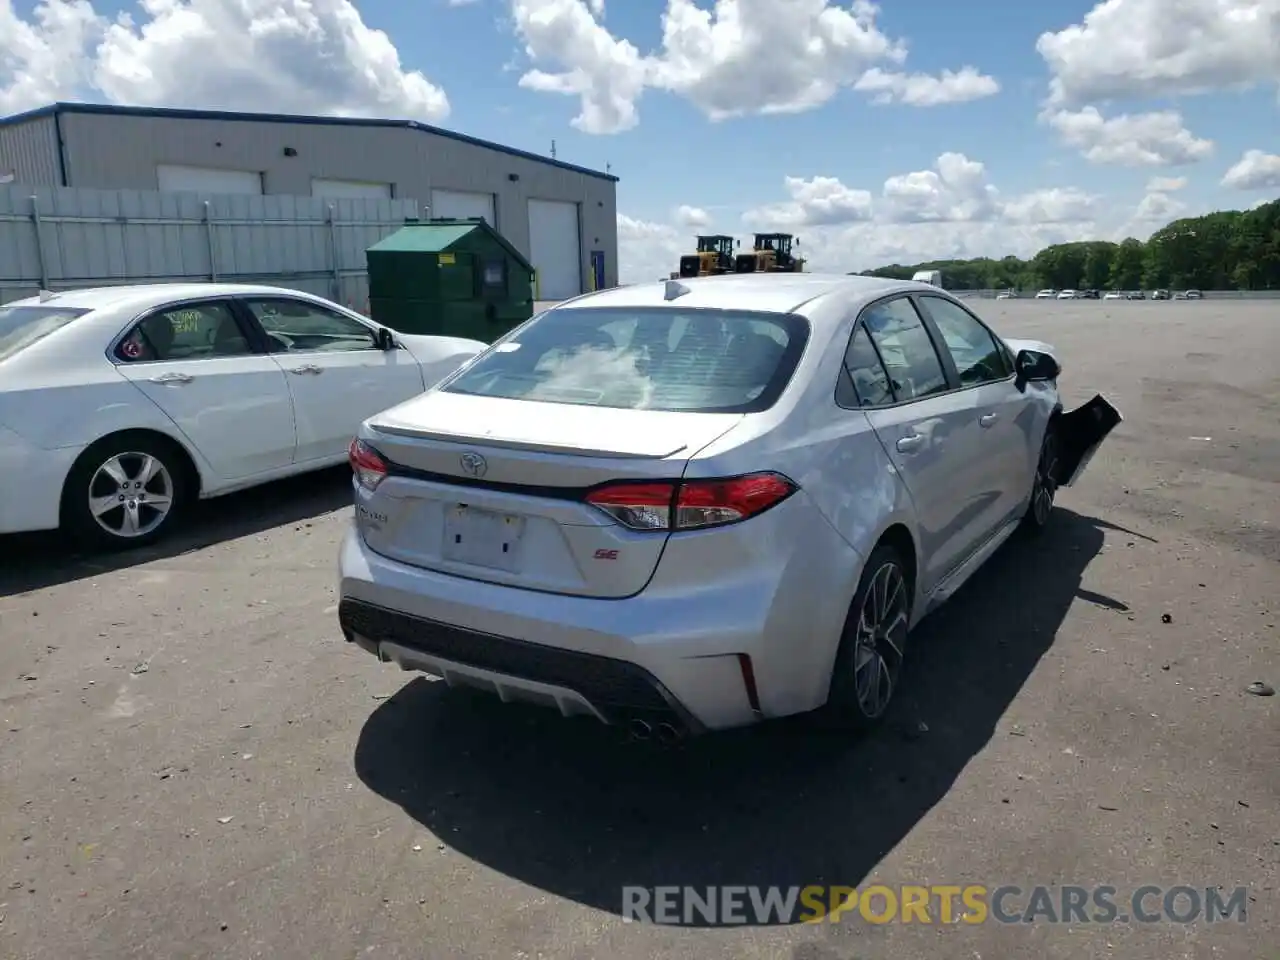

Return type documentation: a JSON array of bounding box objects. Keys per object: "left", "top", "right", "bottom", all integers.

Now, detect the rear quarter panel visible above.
[
  {"left": 682, "top": 300, "right": 920, "bottom": 709},
  {"left": 2, "top": 337, "right": 215, "bottom": 488}
]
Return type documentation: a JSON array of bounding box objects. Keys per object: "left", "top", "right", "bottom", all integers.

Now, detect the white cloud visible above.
[
  {"left": 1042, "top": 107, "right": 1214, "bottom": 166},
  {"left": 1146, "top": 176, "right": 1187, "bottom": 192},
  {"left": 726, "top": 153, "right": 1121, "bottom": 275},
  {"left": 743, "top": 175, "right": 875, "bottom": 227},
  {"left": 617, "top": 213, "right": 688, "bottom": 283},
  {"left": 511, "top": 0, "right": 999, "bottom": 133},
  {"left": 0, "top": 0, "right": 104, "bottom": 114},
  {"left": 1133, "top": 190, "right": 1187, "bottom": 222},
  {"left": 743, "top": 154, "right": 1097, "bottom": 232},
  {"left": 1, "top": 0, "right": 449, "bottom": 120},
  {"left": 511, "top": 0, "right": 647, "bottom": 133},
  {"left": 880, "top": 152, "right": 1000, "bottom": 222},
  {"left": 852, "top": 66, "right": 1000, "bottom": 106},
  {"left": 673, "top": 204, "right": 711, "bottom": 227},
  {"left": 1221, "top": 148, "right": 1280, "bottom": 189},
  {"left": 1001, "top": 187, "right": 1101, "bottom": 224},
  {"left": 1037, "top": 0, "right": 1280, "bottom": 107}
]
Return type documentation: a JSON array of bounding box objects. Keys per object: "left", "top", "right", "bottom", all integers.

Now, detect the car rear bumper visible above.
[
  {"left": 0, "top": 427, "right": 79, "bottom": 535},
  {"left": 338, "top": 596, "right": 707, "bottom": 736},
  {"left": 337, "top": 517, "right": 855, "bottom": 733}
]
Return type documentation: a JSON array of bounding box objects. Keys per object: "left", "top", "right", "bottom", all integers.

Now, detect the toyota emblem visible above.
[{"left": 459, "top": 452, "right": 488, "bottom": 478}]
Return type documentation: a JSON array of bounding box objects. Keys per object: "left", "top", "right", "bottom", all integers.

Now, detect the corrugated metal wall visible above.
[
  {"left": 0, "top": 116, "right": 63, "bottom": 186},
  {"left": 58, "top": 111, "right": 619, "bottom": 290},
  {"left": 0, "top": 184, "right": 419, "bottom": 306}
]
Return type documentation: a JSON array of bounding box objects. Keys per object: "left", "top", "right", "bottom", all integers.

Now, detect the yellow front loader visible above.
[
  {"left": 678, "top": 235, "right": 737, "bottom": 278},
  {"left": 734, "top": 233, "right": 805, "bottom": 273}
]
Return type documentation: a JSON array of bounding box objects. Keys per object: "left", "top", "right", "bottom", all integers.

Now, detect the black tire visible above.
[
  {"left": 1021, "top": 421, "right": 1060, "bottom": 537},
  {"left": 823, "top": 544, "right": 913, "bottom": 731},
  {"left": 62, "top": 432, "right": 190, "bottom": 551}
]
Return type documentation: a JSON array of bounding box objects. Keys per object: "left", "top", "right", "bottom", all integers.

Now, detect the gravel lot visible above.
[{"left": 1, "top": 299, "right": 1276, "bottom": 960}]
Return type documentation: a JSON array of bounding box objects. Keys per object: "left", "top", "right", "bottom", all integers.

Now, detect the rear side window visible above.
[
  {"left": 860, "top": 297, "right": 948, "bottom": 402},
  {"left": 116, "top": 302, "right": 250, "bottom": 362},
  {"left": 0, "top": 305, "right": 91, "bottom": 362},
  {"left": 441, "top": 306, "right": 810, "bottom": 413},
  {"left": 836, "top": 323, "right": 894, "bottom": 407}
]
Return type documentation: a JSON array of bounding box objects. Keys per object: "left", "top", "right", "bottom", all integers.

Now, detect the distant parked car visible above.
[
  {"left": 0, "top": 283, "right": 486, "bottom": 547},
  {"left": 1185, "top": 289, "right": 1202, "bottom": 300},
  {"left": 1126, "top": 291, "right": 1147, "bottom": 300},
  {"left": 996, "top": 290, "right": 1016, "bottom": 299},
  {"left": 338, "top": 272, "right": 1122, "bottom": 737},
  {"left": 1057, "top": 290, "right": 1078, "bottom": 300},
  {"left": 1152, "top": 289, "right": 1171, "bottom": 300},
  {"left": 1035, "top": 289, "right": 1057, "bottom": 299},
  {"left": 1103, "top": 291, "right": 1124, "bottom": 300},
  {"left": 1079, "top": 289, "right": 1101, "bottom": 300}
]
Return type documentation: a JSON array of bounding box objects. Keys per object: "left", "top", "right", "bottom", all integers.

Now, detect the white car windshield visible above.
[
  {"left": 0, "top": 305, "right": 92, "bottom": 362},
  {"left": 442, "top": 306, "right": 810, "bottom": 413}
]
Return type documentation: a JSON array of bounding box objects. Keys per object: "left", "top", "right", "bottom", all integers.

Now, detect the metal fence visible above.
[{"left": 0, "top": 184, "right": 421, "bottom": 307}]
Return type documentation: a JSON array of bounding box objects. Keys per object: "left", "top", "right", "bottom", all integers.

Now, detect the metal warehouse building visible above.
[{"left": 0, "top": 102, "right": 619, "bottom": 300}]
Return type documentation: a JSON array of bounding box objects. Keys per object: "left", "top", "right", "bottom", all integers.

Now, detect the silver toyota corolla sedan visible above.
[{"left": 337, "top": 274, "right": 1120, "bottom": 739}]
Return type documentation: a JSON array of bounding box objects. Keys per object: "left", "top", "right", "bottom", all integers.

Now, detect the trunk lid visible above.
[{"left": 358, "top": 391, "right": 744, "bottom": 598}]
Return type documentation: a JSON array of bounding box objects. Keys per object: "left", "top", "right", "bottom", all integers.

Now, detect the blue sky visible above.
[{"left": 2, "top": 0, "right": 1278, "bottom": 280}]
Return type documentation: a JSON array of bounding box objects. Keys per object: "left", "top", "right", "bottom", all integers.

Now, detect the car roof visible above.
[
  {"left": 557, "top": 273, "right": 931, "bottom": 316},
  {"left": 6, "top": 282, "right": 329, "bottom": 313}
]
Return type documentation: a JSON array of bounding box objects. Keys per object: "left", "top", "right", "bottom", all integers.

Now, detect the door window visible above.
[
  {"left": 242, "top": 298, "right": 377, "bottom": 354},
  {"left": 116, "top": 302, "right": 250, "bottom": 362},
  {"left": 860, "top": 297, "right": 948, "bottom": 402},
  {"left": 919, "top": 296, "right": 1011, "bottom": 385},
  {"left": 836, "top": 322, "right": 895, "bottom": 407}
]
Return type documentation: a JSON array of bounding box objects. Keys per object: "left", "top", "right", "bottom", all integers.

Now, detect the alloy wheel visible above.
[
  {"left": 87, "top": 452, "right": 175, "bottom": 539},
  {"left": 852, "top": 561, "right": 909, "bottom": 718}
]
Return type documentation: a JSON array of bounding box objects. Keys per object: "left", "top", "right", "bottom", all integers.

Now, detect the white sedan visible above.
[{"left": 0, "top": 283, "right": 485, "bottom": 548}]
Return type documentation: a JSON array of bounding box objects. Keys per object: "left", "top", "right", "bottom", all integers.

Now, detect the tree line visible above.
[{"left": 860, "top": 197, "right": 1280, "bottom": 291}]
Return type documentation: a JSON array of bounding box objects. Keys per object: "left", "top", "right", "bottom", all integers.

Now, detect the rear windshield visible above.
[
  {"left": 0, "top": 305, "right": 91, "bottom": 362},
  {"left": 442, "top": 306, "right": 810, "bottom": 413}
]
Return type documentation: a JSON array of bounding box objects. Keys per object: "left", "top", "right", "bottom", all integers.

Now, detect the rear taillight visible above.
[
  {"left": 348, "top": 438, "right": 388, "bottom": 491},
  {"left": 584, "top": 472, "right": 796, "bottom": 532}
]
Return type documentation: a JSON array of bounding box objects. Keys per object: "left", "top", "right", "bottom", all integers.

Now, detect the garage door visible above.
[
  {"left": 156, "top": 164, "right": 262, "bottom": 195},
  {"left": 431, "top": 189, "right": 495, "bottom": 225},
  {"left": 527, "top": 199, "right": 581, "bottom": 301},
  {"left": 312, "top": 178, "right": 392, "bottom": 200}
]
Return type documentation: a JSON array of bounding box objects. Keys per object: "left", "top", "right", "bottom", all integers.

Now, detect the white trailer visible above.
[{"left": 912, "top": 269, "right": 943, "bottom": 287}]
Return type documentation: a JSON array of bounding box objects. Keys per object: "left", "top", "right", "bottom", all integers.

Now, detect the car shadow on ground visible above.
[
  {"left": 354, "top": 507, "right": 1149, "bottom": 926},
  {"left": 0, "top": 465, "right": 353, "bottom": 597}
]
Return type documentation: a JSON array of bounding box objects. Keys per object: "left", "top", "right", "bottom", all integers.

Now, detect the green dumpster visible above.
[{"left": 366, "top": 218, "right": 535, "bottom": 342}]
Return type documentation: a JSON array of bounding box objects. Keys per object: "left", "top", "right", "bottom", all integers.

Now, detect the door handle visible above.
[
  {"left": 149, "top": 372, "right": 193, "bottom": 384},
  {"left": 896, "top": 434, "right": 924, "bottom": 453},
  {"left": 979, "top": 413, "right": 999, "bottom": 428},
  {"left": 288, "top": 364, "right": 322, "bottom": 375}
]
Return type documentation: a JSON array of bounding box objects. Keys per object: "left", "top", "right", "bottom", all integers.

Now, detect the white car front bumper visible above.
[{"left": 0, "top": 426, "right": 82, "bottom": 535}]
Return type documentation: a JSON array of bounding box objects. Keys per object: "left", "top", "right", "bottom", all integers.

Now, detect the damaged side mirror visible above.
[{"left": 1015, "top": 349, "right": 1060, "bottom": 384}]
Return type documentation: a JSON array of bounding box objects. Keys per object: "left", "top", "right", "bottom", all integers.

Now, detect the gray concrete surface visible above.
[{"left": 1, "top": 300, "right": 1277, "bottom": 960}]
